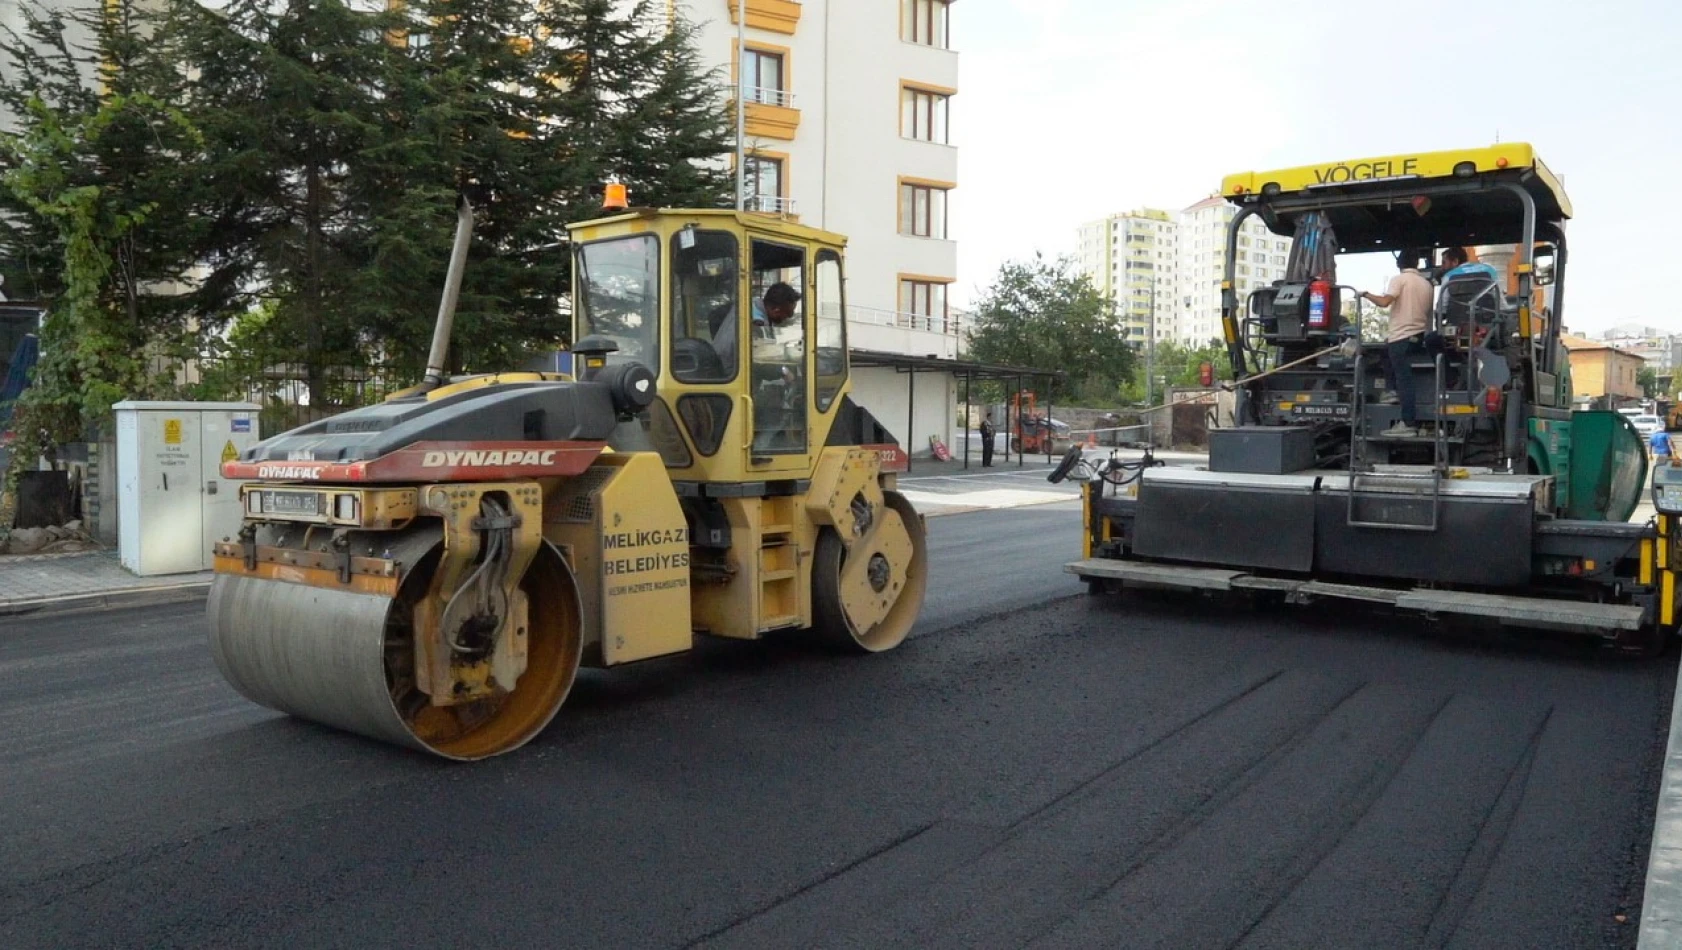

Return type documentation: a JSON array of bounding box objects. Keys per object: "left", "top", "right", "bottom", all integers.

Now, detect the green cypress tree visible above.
[
  {"left": 170, "top": 0, "right": 407, "bottom": 402},
  {"left": 531, "top": 0, "right": 733, "bottom": 226},
  {"left": 357, "top": 0, "right": 572, "bottom": 371}
]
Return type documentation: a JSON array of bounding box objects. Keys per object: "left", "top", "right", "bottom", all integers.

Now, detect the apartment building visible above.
[
  {"left": 1176, "top": 196, "right": 1288, "bottom": 346},
  {"left": 1077, "top": 196, "right": 1288, "bottom": 348},
  {"left": 681, "top": 0, "right": 962, "bottom": 453},
  {"left": 1075, "top": 209, "right": 1177, "bottom": 343}
]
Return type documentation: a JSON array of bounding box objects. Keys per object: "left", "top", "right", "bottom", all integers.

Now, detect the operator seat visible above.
[{"left": 1436, "top": 273, "right": 1508, "bottom": 333}]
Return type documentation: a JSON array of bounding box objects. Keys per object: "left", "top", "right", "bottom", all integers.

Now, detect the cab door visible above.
[{"left": 744, "top": 235, "right": 809, "bottom": 471}]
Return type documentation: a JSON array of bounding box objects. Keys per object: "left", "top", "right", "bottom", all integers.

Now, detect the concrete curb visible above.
[
  {"left": 918, "top": 495, "right": 1079, "bottom": 519},
  {"left": 0, "top": 497, "right": 1080, "bottom": 619},
  {"left": 0, "top": 581, "right": 210, "bottom": 619},
  {"left": 1641, "top": 650, "right": 1682, "bottom": 946}
]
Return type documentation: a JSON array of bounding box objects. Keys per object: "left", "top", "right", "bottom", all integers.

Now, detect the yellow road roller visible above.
[{"left": 208, "top": 196, "right": 929, "bottom": 760}]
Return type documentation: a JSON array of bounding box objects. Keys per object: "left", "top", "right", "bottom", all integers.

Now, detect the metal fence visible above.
[{"left": 175, "top": 354, "right": 425, "bottom": 434}]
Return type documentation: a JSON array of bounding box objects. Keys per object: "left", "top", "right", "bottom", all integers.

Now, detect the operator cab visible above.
[{"left": 566, "top": 201, "right": 856, "bottom": 484}]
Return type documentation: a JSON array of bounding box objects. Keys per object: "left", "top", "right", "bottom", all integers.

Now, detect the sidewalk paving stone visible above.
[{"left": 0, "top": 549, "right": 211, "bottom": 617}]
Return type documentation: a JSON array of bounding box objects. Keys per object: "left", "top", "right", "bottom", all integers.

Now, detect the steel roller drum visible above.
[
  {"left": 207, "top": 545, "right": 582, "bottom": 761},
  {"left": 208, "top": 575, "right": 427, "bottom": 752}
]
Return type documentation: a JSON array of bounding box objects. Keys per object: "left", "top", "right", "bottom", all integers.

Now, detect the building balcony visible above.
[
  {"left": 740, "top": 86, "right": 799, "bottom": 140},
  {"left": 727, "top": 0, "right": 801, "bottom": 35},
  {"left": 847, "top": 304, "right": 966, "bottom": 361},
  {"left": 746, "top": 194, "right": 797, "bottom": 216}
]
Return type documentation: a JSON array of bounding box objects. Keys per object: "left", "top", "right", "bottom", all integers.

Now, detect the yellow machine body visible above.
[{"left": 207, "top": 208, "right": 928, "bottom": 760}]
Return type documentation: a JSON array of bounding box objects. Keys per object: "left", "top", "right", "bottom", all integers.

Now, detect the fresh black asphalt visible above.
[{"left": 0, "top": 502, "right": 1670, "bottom": 949}]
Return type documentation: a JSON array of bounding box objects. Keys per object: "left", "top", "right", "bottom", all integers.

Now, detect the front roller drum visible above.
[
  {"left": 812, "top": 490, "right": 929, "bottom": 652},
  {"left": 208, "top": 544, "right": 582, "bottom": 760}
]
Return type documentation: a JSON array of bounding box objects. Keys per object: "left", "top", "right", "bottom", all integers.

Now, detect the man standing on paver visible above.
[
  {"left": 980, "top": 411, "right": 996, "bottom": 467},
  {"left": 1360, "top": 250, "right": 1435, "bottom": 439}
]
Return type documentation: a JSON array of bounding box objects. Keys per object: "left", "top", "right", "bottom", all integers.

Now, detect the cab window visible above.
[
  {"left": 813, "top": 249, "right": 846, "bottom": 411},
  {"left": 576, "top": 235, "right": 659, "bottom": 369},
  {"left": 748, "top": 239, "right": 807, "bottom": 453},
  {"left": 669, "top": 228, "right": 739, "bottom": 383}
]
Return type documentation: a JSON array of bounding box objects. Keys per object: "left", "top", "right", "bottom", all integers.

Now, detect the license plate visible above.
[
  {"left": 1291, "top": 404, "right": 1350, "bottom": 418},
  {"left": 265, "top": 491, "right": 321, "bottom": 514}
]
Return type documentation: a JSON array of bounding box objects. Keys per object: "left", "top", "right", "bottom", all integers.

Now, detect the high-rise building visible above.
[
  {"left": 1079, "top": 198, "right": 1288, "bottom": 348},
  {"left": 1075, "top": 209, "right": 1177, "bottom": 343},
  {"left": 680, "top": 0, "right": 961, "bottom": 451},
  {"left": 1175, "top": 196, "right": 1289, "bottom": 347}
]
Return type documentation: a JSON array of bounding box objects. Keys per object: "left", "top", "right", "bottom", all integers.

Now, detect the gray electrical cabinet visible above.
[{"left": 115, "top": 401, "right": 262, "bottom": 575}]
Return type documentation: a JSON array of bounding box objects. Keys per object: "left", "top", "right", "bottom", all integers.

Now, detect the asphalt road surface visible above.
[{"left": 0, "top": 501, "right": 1672, "bottom": 949}]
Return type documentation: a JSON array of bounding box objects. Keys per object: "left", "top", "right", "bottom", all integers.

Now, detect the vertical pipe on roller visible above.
[{"left": 422, "top": 195, "right": 476, "bottom": 392}]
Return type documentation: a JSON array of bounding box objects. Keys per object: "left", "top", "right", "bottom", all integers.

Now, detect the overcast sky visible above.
[{"left": 949, "top": 0, "right": 1682, "bottom": 336}]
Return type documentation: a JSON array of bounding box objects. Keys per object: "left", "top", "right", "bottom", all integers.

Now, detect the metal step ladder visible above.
[{"left": 1346, "top": 349, "right": 1448, "bottom": 532}]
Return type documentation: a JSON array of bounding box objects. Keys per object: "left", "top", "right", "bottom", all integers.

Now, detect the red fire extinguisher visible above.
[
  {"left": 1307, "top": 279, "right": 1332, "bottom": 330},
  {"left": 1199, "top": 361, "right": 1214, "bottom": 387}
]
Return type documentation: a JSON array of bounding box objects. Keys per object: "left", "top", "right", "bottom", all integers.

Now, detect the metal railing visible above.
[
  {"left": 742, "top": 85, "right": 796, "bottom": 108},
  {"left": 846, "top": 303, "right": 965, "bottom": 338},
  {"left": 746, "top": 194, "right": 797, "bottom": 215}
]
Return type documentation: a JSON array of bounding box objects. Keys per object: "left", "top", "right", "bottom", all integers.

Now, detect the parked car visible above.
[{"left": 1630, "top": 414, "right": 1665, "bottom": 438}]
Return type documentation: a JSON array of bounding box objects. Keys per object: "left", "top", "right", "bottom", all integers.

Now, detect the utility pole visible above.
[
  {"left": 735, "top": 2, "right": 747, "bottom": 211},
  {"left": 1144, "top": 282, "right": 1156, "bottom": 406}
]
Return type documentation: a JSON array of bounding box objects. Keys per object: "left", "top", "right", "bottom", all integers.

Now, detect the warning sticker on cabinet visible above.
[
  {"left": 164, "top": 418, "right": 183, "bottom": 445},
  {"left": 222, "top": 440, "right": 238, "bottom": 463}
]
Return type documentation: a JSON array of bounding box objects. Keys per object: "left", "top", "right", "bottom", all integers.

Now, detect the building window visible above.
[
  {"left": 902, "top": 0, "right": 951, "bottom": 48},
  {"left": 899, "top": 278, "right": 949, "bottom": 329},
  {"left": 900, "top": 85, "right": 951, "bottom": 144},
  {"left": 741, "top": 48, "right": 786, "bottom": 106},
  {"left": 898, "top": 181, "right": 950, "bottom": 239},
  {"left": 744, "top": 153, "right": 784, "bottom": 212}
]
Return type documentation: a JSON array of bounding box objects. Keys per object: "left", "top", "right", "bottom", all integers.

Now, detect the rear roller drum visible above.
[
  {"left": 812, "top": 490, "right": 928, "bottom": 653},
  {"left": 208, "top": 542, "right": 582, "bottom": 760}
]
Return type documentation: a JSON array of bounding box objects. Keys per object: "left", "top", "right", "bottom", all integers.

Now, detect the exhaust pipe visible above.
[{"left": 421, "top": 195, "right": 475, "bottom": 392}]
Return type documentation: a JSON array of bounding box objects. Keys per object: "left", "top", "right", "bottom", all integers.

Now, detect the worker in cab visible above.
[
  {"left": 1437, "top": 246, "right": 1500, "bottom": 284},
  {"left": 713, "top": 282, "right": 801, "bottom": 371},
  {"left": 1359, "top": 252, "right": 1434, "bottom": 438}
]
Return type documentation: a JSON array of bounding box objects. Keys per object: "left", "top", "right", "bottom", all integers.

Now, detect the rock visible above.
[
  {"left": 64, "top": 519, "right": 83, "bottom": 534},
  {"left": 43, "top": 525, "right": 66, "bottom": 541},
  {"left": 7, "top": 527, "right": 48, "bottom": 555}
]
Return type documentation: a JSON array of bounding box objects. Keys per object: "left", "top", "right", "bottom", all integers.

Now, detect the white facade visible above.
[
  {"left": 678, "top": 0, "right": 961, "bottom": 454},
  {"left": 1076, "top": 209, "right": 1177, "bottom": 343},
  {"left": 1175, "top": 197, "right": 1288, "bottom": 347},
  {"left": 0, "top": 1, "right": 99, "bottom": 132},
  {"left": 1080, "top": 198, "right": 1288, "bottom": 348}
]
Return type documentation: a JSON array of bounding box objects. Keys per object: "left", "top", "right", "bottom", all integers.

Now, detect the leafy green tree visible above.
[
  {"left": 1149, "top": 340, "right": 1232, "bottom": 388},
  {"left": 0, "top": 0, "right": 207, "bottom": 483},
  {"left": 966, "top": 254, "right": 1136, "bottom": 404},
  {"left": 1638, "top": 364, "right": 1658, "bottom": 399}
]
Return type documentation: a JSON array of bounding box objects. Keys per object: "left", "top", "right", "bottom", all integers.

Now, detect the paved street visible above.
[{"left": 0, "top": 501, "right": 1671, "bottom": 949}]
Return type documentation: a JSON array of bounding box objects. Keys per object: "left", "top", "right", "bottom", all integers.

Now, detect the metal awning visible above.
[
  {"left": 848, "top": 348, "right": 1066, "bottom": 382},
  {"left": 847, "top": 349, "right": 1066, "bottom": 472}
]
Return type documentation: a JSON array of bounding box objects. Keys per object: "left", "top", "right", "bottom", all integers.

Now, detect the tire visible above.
[{"left": 810, "top": 490, "right": 928, "bottom": 653}]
